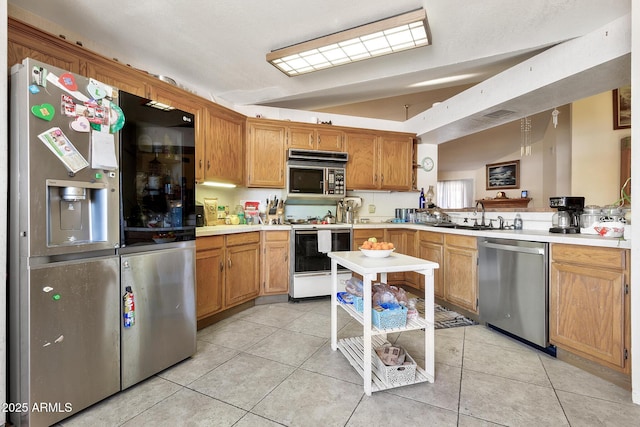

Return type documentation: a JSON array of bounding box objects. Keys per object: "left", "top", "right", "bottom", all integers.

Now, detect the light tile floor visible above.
[{"left": 59, "top": 298, "right": 640, "bottom": 426}]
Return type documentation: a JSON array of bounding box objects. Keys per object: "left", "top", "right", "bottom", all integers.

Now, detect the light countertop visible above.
[{"left": 195, "top": 222, "right": 630, "bottom": 249}]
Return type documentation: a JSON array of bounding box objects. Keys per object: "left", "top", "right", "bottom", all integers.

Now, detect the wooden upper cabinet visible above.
[
  {"left": 85, "top": 59, "right": 149, "bottom": 98},
  {"left": 378, "top": 133, "right": 413, "bottom": 190},
  {"left": 246, "top": 119, "right": 287, "bottom": 188},
  {"left": 344, "top": 130, "right": 413, "bottom": 191},
  {"left": 288, "top": 125, "right": 316, "bottom": 150},
  {"left": 148, "top": 85, "right": 201, "bottom": 114},
  {"left": 287, "top": 124, "right": 344, "bottom": 152},
  {"left": 345, "top": 131, "right": 379, "bottom": 190},
  {"left": 203, "top": 108, "right": 245, "bottom": 185},
  {"left": 316, "top": 127, "right": 344, "bottom": 152},
  {"left": 8, "top": 19, "right": 82, "bottom": 73}
]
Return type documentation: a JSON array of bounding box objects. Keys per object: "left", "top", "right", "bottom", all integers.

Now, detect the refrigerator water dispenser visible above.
[{"left": 47, "top": 179, "right": 109, "bottom": 245}]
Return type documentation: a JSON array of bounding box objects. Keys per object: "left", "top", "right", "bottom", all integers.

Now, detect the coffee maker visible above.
[{"left": 549, "top": 196, "right": 585, "bottom": 233}]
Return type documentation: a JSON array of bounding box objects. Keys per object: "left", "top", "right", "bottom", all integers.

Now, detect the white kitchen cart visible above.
[{"left": 329, "top": 251, "right": 439, "bottom": 396}]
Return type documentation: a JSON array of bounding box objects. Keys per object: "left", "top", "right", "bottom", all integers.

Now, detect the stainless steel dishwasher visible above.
[{"left": 478, "top": 238, "right": 553, "bottom": 352}]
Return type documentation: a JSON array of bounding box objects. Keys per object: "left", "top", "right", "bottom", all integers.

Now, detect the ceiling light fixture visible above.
[
  {"left": 267, "top": 9, "right": 429, "bottom": 76},
  {"left": 409, "top": 73, "right": 480, "bottom": 88}
]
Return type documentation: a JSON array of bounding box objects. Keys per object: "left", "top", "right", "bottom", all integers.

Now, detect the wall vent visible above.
[{"left": 484, "top": 109, "right": 516, "bottom": 119}]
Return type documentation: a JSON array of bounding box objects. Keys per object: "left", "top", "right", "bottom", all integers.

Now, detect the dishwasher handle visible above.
[{"left": 480, "top": 241, "right": 545, "bottom": 255}]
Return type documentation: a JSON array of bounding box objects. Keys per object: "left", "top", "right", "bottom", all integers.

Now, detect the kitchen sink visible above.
[
  {"left": 453, "top": 224, "right": 495, "bottom": 230},
  {"left": 420, "top": 222, "right": 504, "bottom": 231}
]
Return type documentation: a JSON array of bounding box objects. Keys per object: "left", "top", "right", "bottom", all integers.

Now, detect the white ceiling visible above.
[{"left": 8, "top": 0, "right": 632, "bottom": 169}]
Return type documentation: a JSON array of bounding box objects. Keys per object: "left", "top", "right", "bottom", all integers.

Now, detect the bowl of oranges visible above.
[{"left": 359, "top": 238, "right": 395, "bottom": 258}]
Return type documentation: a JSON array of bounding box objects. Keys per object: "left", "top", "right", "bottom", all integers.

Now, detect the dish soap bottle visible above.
[
  {"left": 514, "top": 213, "right": 523, "bottom": 230},
  {"left": 419, "top": 188, "right": 425, "bottom": 209}
]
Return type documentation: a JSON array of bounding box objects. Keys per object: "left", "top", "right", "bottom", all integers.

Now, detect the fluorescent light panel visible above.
[{"left": 267, "top": 9, "right": 429, "bottom": 76}]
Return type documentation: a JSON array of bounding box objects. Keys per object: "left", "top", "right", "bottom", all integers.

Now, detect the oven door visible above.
[
  {"left": 293, "top": 228, "right": 351, "bottom": 273},
  {"left": 289, "top": 228, "right": 352, "bottom": 299}
]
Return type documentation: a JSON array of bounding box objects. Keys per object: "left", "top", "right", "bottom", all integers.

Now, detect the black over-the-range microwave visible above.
[{"left": 286, "top": 149, "right": 348, "bottom": 199}]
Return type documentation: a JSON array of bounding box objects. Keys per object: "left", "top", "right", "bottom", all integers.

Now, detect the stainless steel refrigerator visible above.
[
  {"left": 118, "top": 91, "right": 196, "bottom": 390},
  {"left": 8, "top": 58, "right": 122, "bottom": 426},
  {"left": 9, "top": 59, "right": 197, "bottom": 426}
]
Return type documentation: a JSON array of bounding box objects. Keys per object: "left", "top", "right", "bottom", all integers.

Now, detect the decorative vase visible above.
[{"left": 425, "top": 185, "right": 435, "bottom": 204}]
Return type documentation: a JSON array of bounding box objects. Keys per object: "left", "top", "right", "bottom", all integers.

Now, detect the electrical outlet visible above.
[{"left": 368, "top": 204, "right": 376, "bottom": 213}]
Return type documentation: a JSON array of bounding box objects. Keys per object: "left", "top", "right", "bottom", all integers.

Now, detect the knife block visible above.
[{"left": 266, "top": 200, "right": 284, "bottom": 225}]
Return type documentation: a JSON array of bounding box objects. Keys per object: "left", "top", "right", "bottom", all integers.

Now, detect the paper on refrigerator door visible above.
[
  {"left": 37, "top": 127, "right": 89, "bottom": 173},
  {"left": 317, "top": 229, "right": 332, "bottom": 253},
  {"left": 91, "top": 130, "right": 118, "bottom": 170}
]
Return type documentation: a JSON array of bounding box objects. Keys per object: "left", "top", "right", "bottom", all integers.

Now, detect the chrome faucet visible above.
[{"left": 475, "top": 201, "right": 486, "bottom": 227}]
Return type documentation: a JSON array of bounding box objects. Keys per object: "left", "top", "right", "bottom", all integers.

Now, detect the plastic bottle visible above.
[
  {"left": 123, "top": 286, "right": 135, "bottom": 328},
  {"left": 514, "top": 213, "right": 523, "bottom": 230},
  {"left": 419, "top": 188, "right": 425, "bottom": 209}
]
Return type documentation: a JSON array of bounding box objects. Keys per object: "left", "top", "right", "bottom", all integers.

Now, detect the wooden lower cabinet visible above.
[
  {"left": 418, "top": 231, "right": 444, "bottom": 298},
  {"left": 352, "top": 228, "right": 385, "bottom": 248},
  {"left": 225, "top": 233, "right": 261, "bottom": 306},
  {"left": 261, "top": 230, "right": 290, "bottom": 295},
  {"left": 550, "top": 244, "right": 630, "bottom": 372},
  {"left": 384, "top": 229, "right": 417, "bottom": 286},
  {"left": 196, "top": 232, "right": 261, "bottom": 322},
  {"left": 196, "top": 236, "right": 225, "bottom": 320},
  {"left": 443, "top": 234, "right": 478, "bottom": 313}
]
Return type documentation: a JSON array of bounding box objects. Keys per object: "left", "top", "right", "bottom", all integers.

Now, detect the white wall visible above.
[
  {"left": 572, "top": 92, "right": 631, "bottom": 206},
  {"left": 1, "top": 0, "right": 8, "bottom": 417},
  {"left": 438, "top": 98, "right": 622, "bottom": 209}
]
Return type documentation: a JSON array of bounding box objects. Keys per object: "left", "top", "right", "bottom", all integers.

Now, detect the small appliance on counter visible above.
[
  {"left": 549, "top": 196, "right": 585, "bottom": 233},
  {"left": 195, "top": 204, "right": 205, "bottom": 227}
]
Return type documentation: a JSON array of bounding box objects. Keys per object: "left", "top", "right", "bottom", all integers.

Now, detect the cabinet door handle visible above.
[
  {"left": 309, "top": 135, "right": 313, "bottom": 147},
  {"left": 219, "top": 261, "right": 224, "bottom": 271},
  {"left": 228, "top": 258, "right": 232, "bottom": 268},
  {"left": 207, "top": 160, "right": 211, "bottom": 170},
  {"left": 199, "top": 159, "right": 203, "bottom": 169}
]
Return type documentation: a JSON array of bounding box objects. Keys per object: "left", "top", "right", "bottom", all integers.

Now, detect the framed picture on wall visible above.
[
  {"left": 486, "top": 160, "right": 520, "bottom": 190},
  {"left": 613, "top": 85, "right": 631, "bottom": 129}
]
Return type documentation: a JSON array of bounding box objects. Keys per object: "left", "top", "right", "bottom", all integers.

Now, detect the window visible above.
[{"left": 437, "top": 179, "right": 474, "bottom": 208}]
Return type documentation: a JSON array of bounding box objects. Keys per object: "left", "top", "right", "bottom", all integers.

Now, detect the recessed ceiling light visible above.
[{"left": 267, "top": 9, "right": 430, "bottom": 76}]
